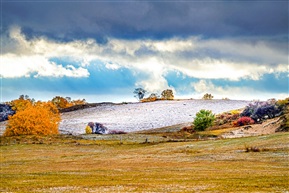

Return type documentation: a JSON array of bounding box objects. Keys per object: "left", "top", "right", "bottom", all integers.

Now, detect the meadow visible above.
[{"left": 1, "top": 132, "right": 288, "bottom": 192}]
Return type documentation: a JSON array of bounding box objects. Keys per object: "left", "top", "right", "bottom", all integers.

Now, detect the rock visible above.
[{"left": 0, "top": 104, "right": 15, "bottom": 122}]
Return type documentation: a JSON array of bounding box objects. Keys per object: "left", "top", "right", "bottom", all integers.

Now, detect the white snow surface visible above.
[{"left": 59, "top": 100, "right": 249, "bottom": 135}]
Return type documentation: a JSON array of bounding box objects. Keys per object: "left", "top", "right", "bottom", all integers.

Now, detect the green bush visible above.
[{"left": 193, "top": 109, "right": 215, "bottom": 131}]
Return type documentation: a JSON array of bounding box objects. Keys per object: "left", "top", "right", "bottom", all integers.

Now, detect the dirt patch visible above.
[{"left": 221, "top": 116, "right": 287, "bottom": 138}]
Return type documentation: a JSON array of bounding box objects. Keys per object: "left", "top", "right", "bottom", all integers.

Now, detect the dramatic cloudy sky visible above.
[{"left": 1, "top": 1, "right": 288, "bottom": 102}]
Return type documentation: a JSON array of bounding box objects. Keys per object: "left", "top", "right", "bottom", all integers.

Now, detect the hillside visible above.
[{"left": 59, "top": 99, "right": 249, "bottom": 135}]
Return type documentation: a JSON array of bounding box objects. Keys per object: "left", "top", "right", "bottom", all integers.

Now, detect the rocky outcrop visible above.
[{"left": 0, "top": 104, "right": 15, "bottom": 122}]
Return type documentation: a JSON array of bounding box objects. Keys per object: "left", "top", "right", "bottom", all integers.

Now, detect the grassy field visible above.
[{"left": 1, "top": 133, "right": 289, "bottom": 193}]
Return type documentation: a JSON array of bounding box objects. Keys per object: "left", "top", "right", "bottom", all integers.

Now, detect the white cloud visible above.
[
  {"left": 190, "top": 80, "right": 288, "bottom": 101},
  {"left": 169, "top": 59, "right": 273, "bottom": 81},
  {"left": 1, "top": 54, "right": 89, "bottom": 78},
  {"left": 1, "top": 26, "right": 287, "bottom": 94},
  {"left": 105, "top": 62, "right": 121, "bottom": 70}
]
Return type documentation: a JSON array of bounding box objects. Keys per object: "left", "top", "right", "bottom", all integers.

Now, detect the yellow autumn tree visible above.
[
  {"left": 51, "top": 96, "right": 70, "bottom": 109},
  {"left": 51, "top": 96, "right": 87, "bottom": 109},
  {"left": 10, "top": 98, "right": 33, "bottom": 112},
  {"left": 4, "top": 101, "right": 61, "bottom": 136}
]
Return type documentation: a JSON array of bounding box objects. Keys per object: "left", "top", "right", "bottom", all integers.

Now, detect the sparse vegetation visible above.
[
  {"left": 1, "top": 133, "right": 288, "bottom": 192},
  {"left": 244, "top": 145, "right": 269, "bottom": 152},
  {"left": 138, "top": 89, "right": 174, "bottom": 102}
]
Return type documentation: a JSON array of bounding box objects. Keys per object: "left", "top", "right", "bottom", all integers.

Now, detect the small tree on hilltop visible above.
[
  {"left": 202, "top": 93, "right": 214, "bottom": 100},
  {"left": 51, "top": 96, "right": 71, "bottom": 109},
  {"left": 141, "top": 93, "right": 159, "bottom": 102},
  {"left": 193, "top": 109, "right": 215, "bottom": 131},
  {"left": 161, "top": 89, "right": 174, "bottom": 100},
  {"left": 133, "top": 88, "right": 146, "bottom": 101},
  {"left": 148, "top": 93, "right": 158, "bottom": 100}
]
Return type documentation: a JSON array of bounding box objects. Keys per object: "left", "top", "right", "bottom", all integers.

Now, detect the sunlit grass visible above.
[
  {"left": 198, "top": 127, "right": 237, "bottom": 136},
  {"left": 1, "top": 133, "right": 288, "bottom": 192}
]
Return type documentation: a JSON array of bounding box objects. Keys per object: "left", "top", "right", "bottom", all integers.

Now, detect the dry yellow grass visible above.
[{"left": 1, "top": 133, "right": 288, "bottom": 192}]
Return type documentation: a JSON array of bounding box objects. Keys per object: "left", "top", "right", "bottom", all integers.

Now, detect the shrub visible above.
[
  {"left": 276, "top": 98, "right": 289, "bottom": 109},
  {"left": 4, "top": 102, "right": 60, "bottom": 136},
  {"left": 85, "top": 126, "right": 92, "bottom": 134},
  {"left": 161, "top": 89, "right": 174, "bottom": 100},
  {"left": 235, "top": 116, "right": 255, "bottom": 127},
  {"left": 241, "top": 100, "right": 282, "bottom": 122},
  {"left": 141, "top": 93, "right": 159, "bottom": 102},
  {"left": 193, "top": 109, "right": 215, "bottom": 131},
  {"left": 202, "top": 93, "right": 213, "bottom": 100},
  {"left": 0, "top": 104, "right": 15, "bottom": 122}
]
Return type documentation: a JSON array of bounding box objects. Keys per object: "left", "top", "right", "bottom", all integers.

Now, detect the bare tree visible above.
[{"left": 133, "top": 88, "right": 146, "bottom": 101}]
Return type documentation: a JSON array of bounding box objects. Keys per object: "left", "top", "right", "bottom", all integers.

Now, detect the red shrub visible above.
[{"left": 236, "top": 116, "right": 255, "bottom": 127}]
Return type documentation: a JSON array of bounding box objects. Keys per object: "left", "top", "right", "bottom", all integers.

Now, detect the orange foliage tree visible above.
[
  {"left": 52, "top": 96, "right": 86, "bottom": 109},
  {"left": 141, "top": 93, "right": 159, "bottom": 102},
  {"left": 4, "top": 101, "right": 61, "bottom": 136},
  {"left": 51, "top": 96, "right": 70, "bottom": 109},
  {"left": 10, "top": 98, "right": 33, "bottom": 112}
]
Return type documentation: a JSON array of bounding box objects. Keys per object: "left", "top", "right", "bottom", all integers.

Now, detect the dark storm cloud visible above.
[{"left": 2, "top": 1, "right": 288, "bottom": 41}]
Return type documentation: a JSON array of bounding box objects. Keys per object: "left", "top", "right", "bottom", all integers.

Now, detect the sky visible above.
[{"left": 1, "top": 0, "right": 288, "bottom": 103}]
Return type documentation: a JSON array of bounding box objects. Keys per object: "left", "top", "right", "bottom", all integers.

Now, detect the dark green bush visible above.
[{"left": 193, "top": 109, "right": 215, "bottom": 131}]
